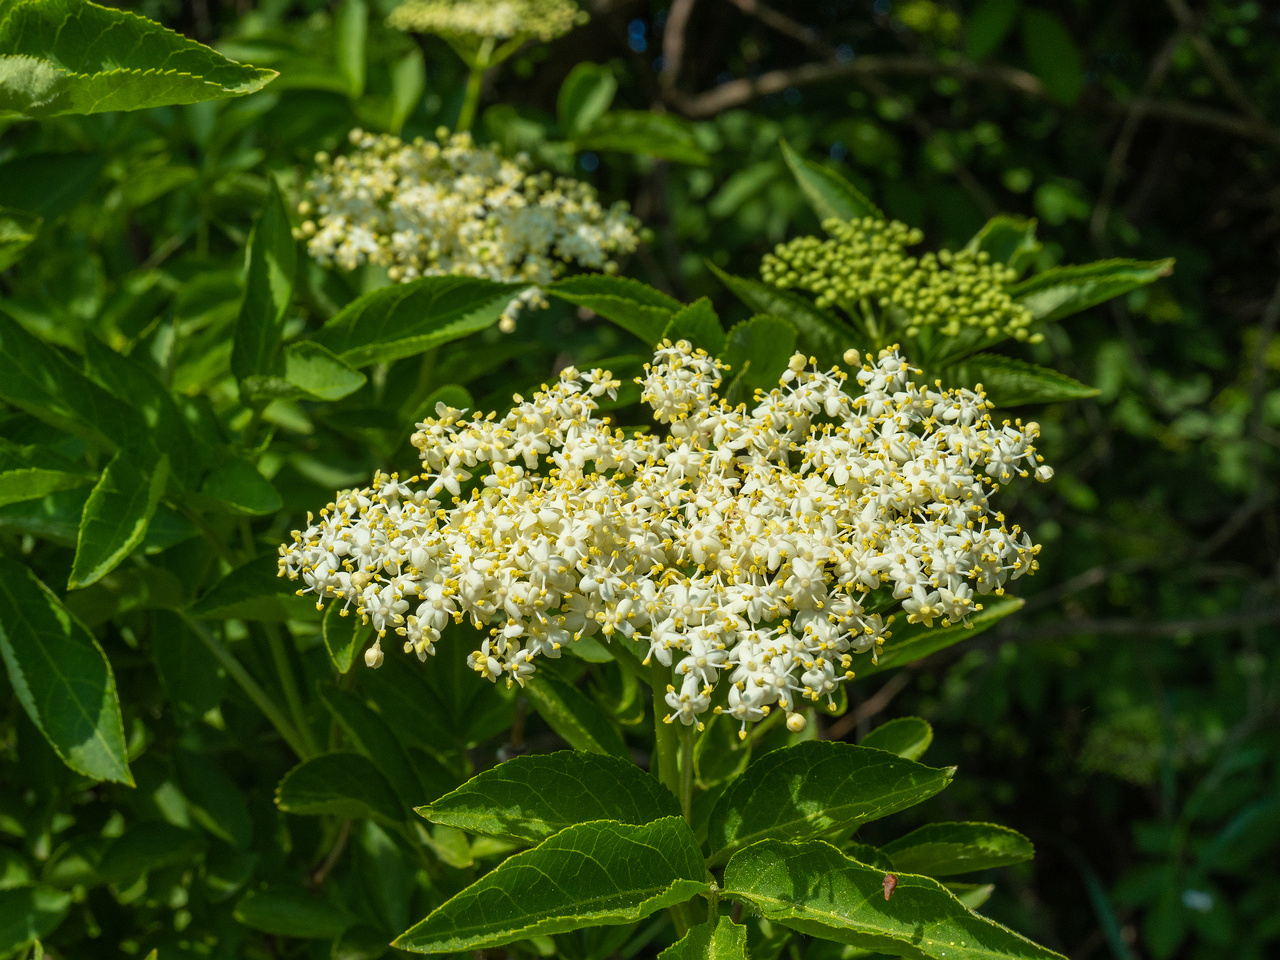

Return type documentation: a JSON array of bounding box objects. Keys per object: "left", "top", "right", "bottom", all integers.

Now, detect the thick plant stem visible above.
[
  {"left": 679, "top": 726, "right": 695, "bottom": 825},
  {"left": 650, "top": 662, "right": 680, "bottom": 798},
  {"left": 455, "top": 37, "right": 493, "bottom": 133},
  {"left": 264, "top": 624, "right": 319, "bottom": 758}
]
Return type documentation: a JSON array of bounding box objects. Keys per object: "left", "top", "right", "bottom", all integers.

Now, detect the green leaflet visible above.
[
  {"left": 281, "top": 340, "right": 366, "bottom": 401},
  {"left": 524, "top": 668, "right": 629, "bottom": 757},
  {"left": 663, "top": 297, "right": 725, "bottom": 356},
  {"left": 275, "top": 752, "right": 404, "bottom": 825},
  {"left": 420, "top": 750, "right": 681, "bottom": 844},
  {"left": 0, "top": 887, "right": 71, "bottom": 955},
  {"left": 234, "top": 888, "right": 356, "bottom": 939},
  {"left": 954, "top": 353, "right": 1100, "bottom": 407},
  {"left": 548, "top": 275, "right": 681, "bottom": 345},
  {"left": 780, "top": 140, "right": 883, "bottom": 222},
  {"left": 151, "top": 610, "right": 226, "bottom": 722},
  {"left": 176, "top": 749, "right": 254, "bottom": 851},
  {"left": 198, "top": 458, "right": 282, "bottom": 516},
  {"left": 1010, "top": 258, "right": 1175, "bottom": 323},
  {"left": 0, "top": 205, "right": 39, "bottom": 269},
  {"left": 706, "top": 740, "right": 954, "bottom": 865},
  {"left": 188, "top": 553, "right": 310, "bottom": 621},
  {"left": 1021, "top": 9, "right": 1084, "bottom": 106},
  {"left": 68, "top": 451, "right": 169, "bottom": 590},
  {"left": 0, "top": 0, "right": 275, "bottom": 118},
  {"left": 574, "top": 111, "right": 711, "bottom": 165},
  {"left": 321, "top": 602, "right": 370, "bottom": 673},
  {"left": 0, "top": 557, "right": 133, "bottom": 785},
  {"left": 393, "top": 817, "right": 709, "bottom": 953},
  {"left": 964, "top": 215, "right": 1041, "bottom": 275},
  {"left": 558, "top": 62, "right": 616, "bottom": 138},
  {"left": 334, "top": 0, "right": 367, "bottom": 98},
  {"left": 312, "top": 276, "right": 526, "bottom": 366},
  {"left": 706, "top": 262, "right": 852, "bottom": 364},
  {"left": 861, "top": 716, "right": 934, "bottom": 761},
  {"left": 720, "top": 314, "right": 798, "bottom": 403},
  {"left": 882, "top": 822, "right": 1035, "bottom": 877},
  {"left": 0, "top": 467, "right": 88, "bottom": 508},
  {"left": 860, "top": 596, "right": 1024, "bottom": 677},
  {"left": 97, "top": 822, "right": 203, "bottom": 884},
  {"left": 725, "top": 840, "right": 1064, "bottom": 960},
  {"left": 231, "top": 175, "right": 297, "bottom": 381},
  {"left": 658, "top": 916, "right": 749, "bottom": 959}
]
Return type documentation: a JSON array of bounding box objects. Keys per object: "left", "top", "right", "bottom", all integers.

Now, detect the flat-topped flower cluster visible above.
[
  {"left": 279, "top": 341, "right": 1051, "bottom": 733},
  {"left": 388, "top": 0, "right": 587, "bottom": 41},
  {"left": 296, "top": 129, "right": 640, "bottom": 329}
]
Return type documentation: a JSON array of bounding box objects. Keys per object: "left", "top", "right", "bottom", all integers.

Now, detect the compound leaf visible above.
[{"left": 1010, "top": 258, "right": 1174, "bottom": 324}]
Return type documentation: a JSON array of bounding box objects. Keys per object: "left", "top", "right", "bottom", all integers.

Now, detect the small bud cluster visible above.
[
  {"left": 296, "top": 129, "right": 640, "bottom": 330},
  {"left": 761, "top": 217, "right": 1040, "bottom": 343},
  {"left": 387, "top": 0, "right": 587, "bottom": 41},
  {"left": 279, "top": 341, "right": 1052, "bottom": 735}
]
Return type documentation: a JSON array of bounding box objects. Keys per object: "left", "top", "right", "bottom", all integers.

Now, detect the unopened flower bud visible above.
[
  {"left": 364, "top": 642, "right": 384, "bottom": 669},
  {"left": 786, "top": 712, "right": 808, "bottom": 733}
]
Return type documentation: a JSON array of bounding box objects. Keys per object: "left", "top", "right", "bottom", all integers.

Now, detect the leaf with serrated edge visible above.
[
  {"left": 1010, "top": 258, "right": 1174, "bottom": 323},
  {"left": 69, "top": 451, "right": 168, "bottom": 589},
  {"left": 574, "top": 111, "right": 711, "bottom": 165},
  {"left": 663, "top": 298, "right": 725, "bottom": 356},
  {"left": 275, "top": 752, "right": 403, "bottom": 825},
  {"left": 0, "top": 557, "right": 133, "bottom": 784},
  {"left": 861, "top": 717, "right": 933, "bottom": 761},
  {"left": 955, "top": 353, "right": 1099, "bottom": 407},
  {"left": 231, "top": 175, "right": 296, "bottom": 380},
  {"left": 548, "top": 275, "right": 680, "bottom": 345},
  {"left": 524, "top": 669, "right": 629, "bottom": 757},
  {"left": 860, "top": 597, "right": 1024, "bottom": 677},
  {"left": 420, "top": 751, "right": 680, "bottom": 844},
  {"left": 394, "top": 817, "right": 709, "bottom": 953},
  {"left": 725, "top": 840, "right": 1063, "bottom": 960},
  {"left": 780, "top": 140, "right": 882, "bottom": 223},
  {"left": 706, "top": 262, "right": 853, "bottom": 364},
  {"left": 706, "top": 740, "right": 954, "bottom": 866},
  {"left": 964, "top": 215, "right": 1040, "bottom": 275},
  {"left": 883, "top": 822, "right": 1034, "bottom": 876},
  {"left": 658, "top": 916, "right": 749, "bottom": 959}
]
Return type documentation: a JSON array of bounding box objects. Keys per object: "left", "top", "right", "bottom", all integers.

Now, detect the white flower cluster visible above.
[
  {"left": 297, "top": 130, "right": 641, "bottom": 330},
  {"left": 388, "top": 0, "right": 587, "bottom": 42},
  {"left": 279, "top": 341, "right": 1052, "bottom": 735}
]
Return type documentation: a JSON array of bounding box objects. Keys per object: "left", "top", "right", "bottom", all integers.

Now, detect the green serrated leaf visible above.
[
  {"left": 658, "top": 916, "right": 749, "bottom": 959},
  {"left": 952, "top": 353, "right": 1100, "bottom": 407},
  {"left": 188, "top": 554, "right": 307, "bottom": 621},
  {"left": 0, "top": 557, "right": 133, "bottom": 785},
  {"left": 393, "top": 817, "right": 709, "bottom": 953},
  {"left": 860, "top": 596, "right": 1025, "bottom": 677},
  {"left": 68, "top": 451, "right": 169, "bottom": 590},
  {"left": 575, "top": 111, "right": 710, "bottom": 165},
  {"left": 0, "top": 467, "right": 89, "bottom": 508},
  {"left": 706, "top": 262, "right": 852, "bottom": 365},
  {"left": 313, "top": 276, "right": 525, "bottom": 366},
  {"left": 234, "top": 887, "right": 356, "bottom": 939},
  {"left": 283, "top": 340, "right": 366, "bottom": 401},
  {"left": 860, "top": 716, "right": 934, "bottom": 761},
  {"left": 706, "top": 740, "right": 954, "bottom": 866},
  {"left": 548, "top": 275, "right": 680, "bottom": 345},
  {"left": 420, "top": 750, "right": 680, "bottom": 844},
  {"left": 231, "top": 175, "right": 296, "bottom": 381},
  {"left": 321, "top": 603, "right": 370, "bottom": 673},
  {"left": 276, "top": 751, "right": 404, "bottom": 825},
  {"left": 720, "top": 314, "right": 797, "bottom": 402},
  {"left": 558, "top": 62, "right": 616, "bottom": 137},
  {"left": 198, "top": 458, "right": 282, "bottom": 516},
  {"left": 0, "top": 205, "right": 39, "bottom": 269},
  {"left": 0, "top": 887, "right": 71, "bottom": 955},
  {"left": 725, "top": 840, "right": 1063, "bottom": 959},
  {"left": 964, "top": 215, "right": 1040, "bottom": 276},
  {"left": 1010, "top": 258, "right": 1174, "bottom": 323},
  {"left": 524, "top": 669, "right": 629, "bottom": 757},
  {"left": 882, "top": 822, "right": 1035, "bottom": 877},
  {"left": 780, "top": 140, "right": 883, "bottom": 223},
  {"left": 0, "top": 0, "right": 276, "bottom": 118},
  {"left": 663, "top": 297, "right": 725, "bottom": 355}
]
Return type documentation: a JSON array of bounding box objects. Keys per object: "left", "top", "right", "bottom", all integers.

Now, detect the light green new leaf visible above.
[
  {"left": 321, "top": 603, "right": 370, "bottom": 673},
  {"left": 707, "top": 262, "right": 851, "bottom": 364},
  {"left": 0, "top": 206, "right": 39, "bottom": 269},
  {"left": 663, "top": 297, "right": 725, "bottom": 355},
  {"left": 231, "top": 175, "right": 296, "bottom": 380},
  {"left": 658, "top": 916, "right": 749, "bottom": 959},
  {"left": 781, "top": 140, "right": 883, "bottom": 223},
  {"left": 706, "top": 740, "right": 954, "bottom": 865},
  {"left": 0, "top": 467, "right": 87, "bottom": 508},
  {"left": 394, "top": 817, "right": 710, "bottom": 953},
  {"left": 0, "top": 557, "right": 133, "bottom": 785},
  {"left": 964, "top": 215, "right": 1040, "bottom": 275},
  {"left": 313, "top": 276, "right": 525, "bottom": 366},
  {"left": 198, "top": 458, "right": 282, "bottom": 516},
  {"left": 276, "top": 752, "right": 404, "bottom": 825},
  {"left": 725, "top": 840, "right": 1064, "bottom": 959},
  {"left": 558, "top": 62, "right": 617, "bottom": 137},
  {"left": 234, "top": 888, "right": 356, "bottom": 939},
  {"left": 283, "top": 340, "right": 366, "bottom": 400},
  {"left": 0, "top": 887, "right": 71, "bottom": 956},
  {"left": 574, "top": 110, "right": 711, "bottom": 165},
  {"left": 549, "top": 275, "right": 681, "bottom": 345},
  {"left": 1010, "top": 258, "right": 1174, "bottom": 323},
  {"left": 860, "top": 716, "right": 934, "bottom": 761},
  {"left": 0, "top": 0, "right": 275, "bottom": 118},
  {"left": 68, "top": 451, "right": 169, "bottom": 590},
  {"left": 524, "top": 669, "right": 629, "bottom": 757},
  {"left": 1021, "top": 10, "right": 1083, "bottom": 106},
  {"left": 420, "top": 750, "right": 681, "bottom": 844},
  {"left": 882, "top": 822, "right": 1035, "bottom": 877},
  {"left": 860, "top": 596, "right": 1025, "bottom": 677},
  {"left": 955, "top": 353, "right": 1099, "bottom": 407}
]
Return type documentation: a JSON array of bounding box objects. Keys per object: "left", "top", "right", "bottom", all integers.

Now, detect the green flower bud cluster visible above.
[
  {"left": 388, "top": 0, "right": 587, "bottom": 41},
  {"left": 761, "top": 217, "right": 1040, "bottom": 343}
]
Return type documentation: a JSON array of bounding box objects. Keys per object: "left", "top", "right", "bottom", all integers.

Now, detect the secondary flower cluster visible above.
[
  {"left": 279, "top": 341, "right": 1052, "bottom": 734},
  {"left": 296, "top": 129, "right": 640, "bottom": 329},
  {"left": 388, "top": 0, "right": 587, "bottom": 41},
  {"left": 761, "top": 217, "right": 1040, "bottom": 344}
]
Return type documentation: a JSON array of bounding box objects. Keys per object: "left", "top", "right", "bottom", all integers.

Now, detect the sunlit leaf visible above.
[
  {"left": 548, "top": 275, "right": 680, "bottom": 345},
  {"left": 860, "top": 716, "right": 934, "bottom": 761},
  {"left": 658, "top": 916, "right": 749, "bottom": 959},
  {"left": 882, "top": 822, "right": 1035, "bottom": 876},
  {"left": 68, "top": 451, "right": 169, "bottom": 590},
  {"left": 780, "top": 140, "right": 882, "bottom": 222}
]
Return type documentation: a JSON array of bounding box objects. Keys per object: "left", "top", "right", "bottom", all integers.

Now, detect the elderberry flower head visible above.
[
  {"left": 388, "top": 0, "right": 587, "bottom": 41},
  {"left": 279, "top": 341, "right": 1053, "bottom": 735},
  {"left": 295, "top": 129, "right": 640, "bottom": 330},
  {"left": 760, "top": 217, "right": 1040, "bottom": 344}
]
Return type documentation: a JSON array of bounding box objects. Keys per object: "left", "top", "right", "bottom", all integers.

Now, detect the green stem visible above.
[
  {"left": 650, "top": 662, "right": 680, "bottom": 797},
  {"left": 679, "top": 726, "right": 695, "bottom": 825},
  {"left": 183, "top": 615, "right": 309, "bottom": 758},
  {"left": 264, "top": 623, "right": 319, "bottom": 758},
  {"left": 455, "top": 37, "right": 493, "bottom": 133}
]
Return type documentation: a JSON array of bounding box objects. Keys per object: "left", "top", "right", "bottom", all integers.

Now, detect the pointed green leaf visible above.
[
  {"left": 231, "top": 176, "right": 296, "bottom": 380},
  {"left": 234, "top": 887, "right": 356, "bottom": 939},
  {"left": 659, "top": 916, "right": 749, "bottom": 959},
  {"left": 964, "top": 215, "right": 1040, "bottom": 275},
  {"left": 393, "top": 817, "right": 709, "bottom": 953},
  {"left": 0, "top": 467, "right": 88, "bottom": 508},
  {"left": 176, "top": 750, "right": 254, "bottom": 850},
  {"left": 965, "top": 0, "right": 1018, "bottom": 60},
  {"left": 0, "top": 557, "right": 133, "bottom": 785},
  {"left": 188, "top": 554, "right": 309, "bottom": 621},
  {"left": 706, "top": 740, "right": 954, "bottom": 865},
  {"left": 0, "top": 887, "right": 71, "bottom": 955},
  {"left": 548, "top": 275, "right": 681, "bottom": 345},
  {"left": 0, "top": 0, "right": 275, "bottom": 118},
  {"left": 951, "top": 353, "right": 1100, "bottom": 407},
  {"left": 707, "top": 262, "right": 852, "bottom": 364},
  {"left": 860, "top": 717, "right": 934, "bottom": 761},
  {"left": 198, "top": 458, "right": 282, "bottom": 516},
  {"left": 322, "top": 602, "right": 370, "bottom": 673},
  {"left": 283, "top": 340, "right": 366, "bottom": 400},
  {"left": 558, "top": 62, "right": 617, "bottom": 137},
  {"left": 0, "top": 206, "right": 39, "bottom": 269},
  {"left": 276, "top": 751, "right": 404, "bottom": 825},
  {"left": 663, "top": 297, "right": 725, "bottom": 355},
  {"left": 948, "top": 882, "right": 996, "bottom": 910},
  {"left": 151, "top": 610, "right": 226, "bottom": 722},
  {"left": 1021, "top": 10, "right": 1083, "bottom": 106},
  {"left": 574, "top": 111, "right": 711, "bottom": 165},
  {"left": 721, "top": 315, "right": 797, "bottom": 400},
  {"left": 98, "top": 822, "right": 202, "bottom": 883},
  {"left": 860, "top": 596, "right": 1025, "bottom": 677},
  {"left": 524, "top": 669, "right": 629, "bottom": 757},
  {"left": 68, "top": 451, "right": 169, "bottom": 590},
  {"left": 334, "top": 0, "right": 368, "bottom": 98},
  {"left": 780, "top": 140, "right": 882, "bottom": 223},
  {"left": 313, "top": 276, "right": 526, "bottom": 366},
  {"left": 1010, "top": 258, "right": 1174, "bottom": 323},
  {"left": 724, "top": 840, "right": 1063, "bottom": 959},
  {"left": 882, "top": 822, "right": 1035, "bottom": 877},
  {"left": 420, "top": 750, "right": 681, "bottom": 844}
]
